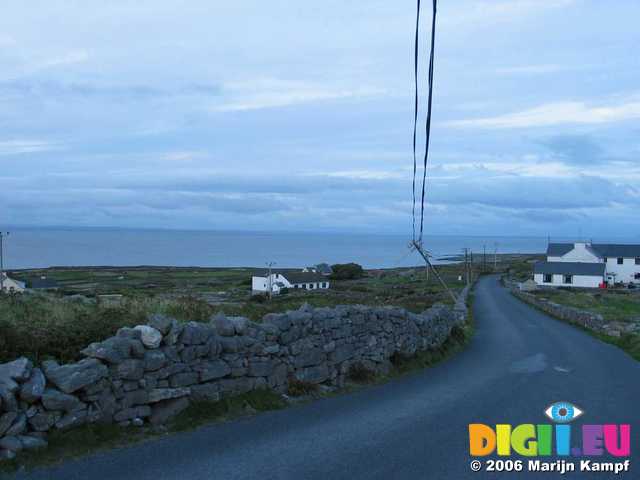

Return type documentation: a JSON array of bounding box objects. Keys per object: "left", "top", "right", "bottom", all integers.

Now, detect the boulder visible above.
[
  {"left": 148, "top": 388, "right": 190, "bottom": 403},
  {"left": 147, "top": 314, "right": 174, "bottom": 335},
  {"left": 55, "top": 409, "right": 87, "bottom": 430},
  {"left": 115, "top": 359, "right": 144, "bottom": 380},
  {"left": 0, "top": 436, "right": 22, "bottom": 453},
  {"left": 5, "top": 413, "right": 27, "bottom": 436},
  {"left": 229, "top": 316, "right": 250, "bottom": 335},
  {"left": 17, "top": 435, "right": 48, "bottom": 450},
  {"left": 143, "top": 350, "right": 167, "bottom": 372},
  {"left": 194, "top": 360, "right": 230, "bottom": 382},
  {"left": 163, "top": 321, "right": 183, "bottom": 346},
  {"left": 81, "top": 337, "right": 142, "bottom": 364},
  {"left": 180, "top": 322, "right": 213, "bottom": 345},
  {"left": 211, "top": 313, "right": 235, "bottom": 337},
  {"left": 149, "top": 397, "right": 190, "bottom": 425},
  {"left": 134, "top": 325, "right": 163, "bottom": 349},
  {"left": 43, "top": 359, "right": 108, "bottom": 394},
  {"left": 0, "top": 412, "right": 17, "bottom": 436},
  {"left": 19, "top": 368, "right": 46, "bottom": 403},
  {"left": 28, "top": 412, "right": 59, "bottom": 432},
  {"left": 0, "top": 357, "right": 33, "bottom": 383},
  {"left": 42, "top": 389, "right": 82, "bottom": 412}
]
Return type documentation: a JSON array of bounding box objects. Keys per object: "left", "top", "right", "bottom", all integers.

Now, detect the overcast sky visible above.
[{"left": 1, "top": 0, "right": 638, "bottom": 237}]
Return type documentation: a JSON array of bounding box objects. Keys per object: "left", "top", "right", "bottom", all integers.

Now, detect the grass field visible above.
[{"left": 0, "top": 261, "right": 481, "bottom": 364}]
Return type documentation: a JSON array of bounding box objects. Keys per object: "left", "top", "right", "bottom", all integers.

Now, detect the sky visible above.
[{"left": 0, "top": 0, "right": 639, "bottom": 238}]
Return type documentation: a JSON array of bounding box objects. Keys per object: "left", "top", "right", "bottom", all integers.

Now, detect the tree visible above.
[{"left": 330, "top": 263, "right": 365, "bottom": 280}]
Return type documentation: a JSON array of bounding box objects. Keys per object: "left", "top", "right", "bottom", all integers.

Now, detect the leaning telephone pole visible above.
[
  {"left": 266, "top": 261, "right": 275, "bottom": 300},
  {"left": 0, "top": 232, "right": 8, "bottom": 293}
]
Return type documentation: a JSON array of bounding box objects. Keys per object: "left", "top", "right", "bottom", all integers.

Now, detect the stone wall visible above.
[{"left": 0, "top": 287, "right": 469, "bottom": 461}]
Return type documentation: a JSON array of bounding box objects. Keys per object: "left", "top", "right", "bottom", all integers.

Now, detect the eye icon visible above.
[{"left": 544, "top": 402, "right": 584, "bottom": 423}]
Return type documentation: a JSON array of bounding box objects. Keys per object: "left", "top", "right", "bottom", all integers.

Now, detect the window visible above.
[
  {"left": 294, "top": 285, "right": 299, "bottom": 289},
  {"left": 309, "top": 284, "right": 314, "bottom": 289},
  {"left": 636, "top": 258, "right": 640, "bottom": 265},
  {"left": 322, "top": 282, "right": 327, "bottom": 288},
  {"left": 635, "top": 273, "right": 640, "bottom": 280},
  {"left": 617, "top": 257, "right": 624, "bottom": 265},
  {"left": 543, "top": 274, "right": 552, "bottom": 283},
  {"left": 603, "top": 257, "right": 608, "bottom": 263},
  {"left": 563, "top": 275, "right": 573, "bottom": 284}
]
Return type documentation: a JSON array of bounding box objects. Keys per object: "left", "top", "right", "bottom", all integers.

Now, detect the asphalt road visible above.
[{"left": 15, "top": 276, "right": 640, "bottom": 479}]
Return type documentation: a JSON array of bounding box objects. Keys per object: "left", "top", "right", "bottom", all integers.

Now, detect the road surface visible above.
[{"left": 15, "top": 276, "right": 640, "bottom": 479}]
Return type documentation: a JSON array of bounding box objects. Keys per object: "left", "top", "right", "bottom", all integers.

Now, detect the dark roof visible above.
[
  {"left": 534, "top": 261, "right": 605, "bottom": 276},
  {"left": 28, "top": 277, "right": 60, "bottom": 289},
  {"left": 591, "top": 244, "right": 640, "bottom": 258},
  {"left": 546, "top": 243, "right": 574, "bottom": 256}
]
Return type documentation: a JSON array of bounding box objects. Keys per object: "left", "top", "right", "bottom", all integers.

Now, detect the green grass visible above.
[
  {"left": 0, "top": 390, "right": 286, "bottom": 475},
  {"left": 532, "top": 289, "right": 640, "bottom": 323}
]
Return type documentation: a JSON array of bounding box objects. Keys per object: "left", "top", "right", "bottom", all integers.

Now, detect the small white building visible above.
[
  {"left": 0, "top": 273, "right": 26, "bottom": 293},
  {"left": 534, "top": 242, "right": 640, "bottom": 288},
  {"left": 252, "top": 270, "right": 330, "bottom": 295}
]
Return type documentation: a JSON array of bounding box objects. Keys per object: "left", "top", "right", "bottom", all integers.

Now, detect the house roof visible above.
[
  {"left": 591, "top": 244, "right": 640, "bottom": 258},
  {"left": 534, "top": 261, "right": 605, "bottom": 276},
  {"left": 546, "top": 243, "right": 575, "bottom": 257}
]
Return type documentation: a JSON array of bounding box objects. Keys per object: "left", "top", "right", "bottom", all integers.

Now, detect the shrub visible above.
[
  {"left": 347, "top": 362, "right": 376, "bottom": 383},
  {"left": 330, "top": 263, "right": 365, "bottom": 280},
  {"left": 287, "top": 378, "right": 319, "bottom": 396}
]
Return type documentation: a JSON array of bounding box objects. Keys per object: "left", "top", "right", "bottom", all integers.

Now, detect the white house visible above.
[
  {"left": 252, "top": 270, "right": 331, "bottom": 295},
  {"left": 0, "top": 273, "right": 26, "bottom": 293},
  {"left": 534, "top": 242, "right": 640, "bottom": 288}
]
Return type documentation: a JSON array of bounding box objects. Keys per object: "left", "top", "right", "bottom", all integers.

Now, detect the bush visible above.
[
  {"left": 287, "top": 377, "right": 319, "bottom": 396},
  {"left": 330, "top": 263, "right": 365, "bottom": 280},
  {"left": 347, "top": 362, "right": 376, "bottom": 383}
]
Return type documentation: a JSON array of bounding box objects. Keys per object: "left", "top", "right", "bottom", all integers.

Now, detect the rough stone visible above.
[
  {"left": 41, "top": 389, "right": 82, "bottom": 412},
  {"left": 247, "top": 359, "right": 274, "bottom": 377},
  {"left": 5, "top": 413, "right": 27, "bottom": 436},
  {"left": 194, "top": 360, "right": 231, "bottom": 382},
  {"left": 55, "top": 409, "right": 88, "bottom": 430},
  {"left": 189, "top": 383, "right": 220, "bottom": 402},
  {"left": 42, "top": 359, "right": 108, "bottom": 394},
  {"left": 115, "top": 359, "right": 144, "bottom": 380},
  {"left": 0, "top": 385, "right": 17, "bottom": 411},
  {"left": 19, "top": 368, "right": 46, "bottom": 403},
  {"left": 148, "top": 314, "right": 174, "bottom": 335},
  {"left": 134, "top": 325, "right": 163, "bottom": 349},
  {"left": 17, "top": 435, "right": 48, "bottom": 450},
  {"left": 169, "top": 372, "right": 199, "bottom": 388},
  {"left": 0, "top": 412, "right": 17, "bottom": 436},
  {"left": 229, "top": 316, "right": 250, "bottom": 335},
  {"left": 211, "top": 313, "right": 235, "bottom": 337},
  {"left": 0, "top": 436, "right": 22, "bottom": 453},
  {"left": 148, "top": 388, "right": 190, "bottom": 403},
  {"left": 0, "top": 357, "right": 32, "bottom": 384},
  {"left": 0, "top": 449, "right": 16, "bottom": 460},
  {"left": 180, "top": 322, "right": 212, "bottom": 345},
  {"left": 81, "top": 336, "right": 140, "bottom": 364},
  {"left": 149, "top": 397, "right": 190, "bottom": 425},
  {"left": 143, "top": 350, "right": 167, "bottom": 371},
  {"left": 28, "top": 412, "right": 59, "bottom": 432}
]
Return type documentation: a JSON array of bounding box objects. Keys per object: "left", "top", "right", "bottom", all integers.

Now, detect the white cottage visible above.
[
  {"left": 534, "top": 242, "right": 640, "bottom": 288},
  {"left": 0, "top": 273, "right": 26, "bottom": 293},
  {"left": 252, "top": 270, "right": 330, "bottom": 295}
]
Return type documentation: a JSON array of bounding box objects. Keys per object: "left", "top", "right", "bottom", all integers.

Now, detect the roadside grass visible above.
[
  {"left": 0, "top": 390, "right": 286, "bottom": 475},
  {"left": 531, "top": 289, "right": 640, "bottom": 323}
]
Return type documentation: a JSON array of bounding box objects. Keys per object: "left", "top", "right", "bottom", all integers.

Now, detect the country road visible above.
[{"left": 14, "top": 275, "right": 640, "bottom": 479}]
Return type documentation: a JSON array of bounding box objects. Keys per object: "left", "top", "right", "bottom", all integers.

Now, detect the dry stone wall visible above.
[{"left": 0, "top": 287, "right": 469, "bottom": 461}]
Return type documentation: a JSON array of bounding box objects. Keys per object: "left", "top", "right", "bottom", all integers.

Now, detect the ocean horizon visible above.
[{"left": 2, "top": 227, "right": 638, "bottom": 270}]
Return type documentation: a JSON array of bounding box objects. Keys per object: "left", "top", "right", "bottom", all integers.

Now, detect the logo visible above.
[{"left": 469, "top": 402, "right": 631, "bottom": 457}]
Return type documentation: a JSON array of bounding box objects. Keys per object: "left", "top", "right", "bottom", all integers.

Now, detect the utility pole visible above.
[
  {"left": 494, "top": 242, "right": 498, "bottom": 271},
  {"left": 463, "top": 248, "right": 470, "bottom": 285},
  {"left": 266, "top": 261, "right": 275, "bottom": 300},
  {"left": 0, "top": 232, "right": 8, "bottom": 293},
  {"left": 411, "top": 240, "right": 458, "bottom": 303},
  {"left": 483, "top": 244, "right": 486, "bottom": 273}
]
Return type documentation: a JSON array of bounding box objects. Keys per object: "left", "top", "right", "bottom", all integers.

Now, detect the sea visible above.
[{"left": 2, "top": 228, "right": 637, "bottom": 270}]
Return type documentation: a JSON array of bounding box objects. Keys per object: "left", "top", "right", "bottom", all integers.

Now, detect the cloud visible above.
[
  {"left": 211, "top": 79, "right": 386, "bottom": 112},
  {"left": 446, "top": 97, "right": 640, "bottom": 129},
  {"left": 496, "top": 64, "right": 569, "bottom": 75},
  {"left": 0, "top": 140, "right": 62, "bottom": 156},
  {"left": 539, "top": 134, "right": 604, "bottom": 165}
]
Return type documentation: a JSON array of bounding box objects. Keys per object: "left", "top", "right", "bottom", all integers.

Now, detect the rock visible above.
[
  {"left": 211, "top": 313, "right": 235, "bottom": 337},
  {"left": 5, "top": 413, "right": 27, "bottom": 436},
  {"left": 194, "top": 360, "right": 230, "bottom": 382},
  {"left": 134, "top": 325, "right": 163, "bottom": 349},
  {"left": 148, "top": 314, "right": 173, "bottom": 335},
  {"left": 81, "top": 337, "right": 138, "bottom": 364},
  {"left": 229, "top": 316, "right": 250, "bottom": 335},
  {"left": 180, "top": 322, "right": 212, "bottom": 345},
  {"left": 19, "top": 368, "right": 46, "bottom": 403},
  {"left": 116, "top": 327, "right": 142, "bottom": 340},
  {"left": 55, "top": 409, "right": 88, "bottom": 430},
  {"left": 149, "top": 397, "right": 190, "bottom": 425},
  {"left": 29, "top": 412, "right": 59, "bottom": 432},
  {"left": 294, "top": 348, "right": 325, "bottom": 368},
  {"left": 43, "top": 359, "right": 108, "bottom": 394},
  {"left": 0, "top": 449, "right": 16, "bottom": 461},
  {"left": 162, "top": 321, "right": 183, "bottom": 346},
  {"left": 247, "top": 359, "right": 274, "bottom": 377},
  {"left": 0, "top": 385, "right": 17, "bottom": 411},
  {"left": 294, "top": 364, "right": 329, "bottom": 384},
  {"left": 262, "top": 313, "right": 292, "bottom": 332},
  {"left": 41, "top": 389, "right": 82, "bottom": 412},
  {"left": 148, "top": 388, "right": 191, "bottom": 403},
  {"left": 0, "top": 357, "right": 33, "bottom": 383},
  {"left": 17, "top": 435, "right": 48, "bottom": 450},
  {"left": 115, "top": 359, "right": 144, "bottom": 380},
  {"left": 0, "top": 412, "right": 17, "bottom": 436},
  {"left": 169, "top": 372, "right": 199, "bottom": 388},
  {"left": 189, "top": 383, "right": 220, "bottom": 402},
  {"left": 0, "top": 436, "right": 22, "bottom": 453},
  {"left": 121, "top": 389, "right": 149, "bottom": 408},
  {"left": 132, "top": 417, "right": 144, "bottom": 427},
  {"left": 143, "top": 350, "right": 167, "bottom": 371}
]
